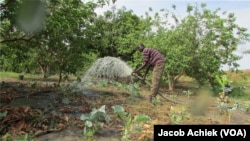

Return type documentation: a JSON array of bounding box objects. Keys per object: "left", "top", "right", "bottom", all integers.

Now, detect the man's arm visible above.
[
  {"left": 142, "top": 64, "right": 151, "bottom": 79},
  {"left": 132, "top": 62, "right": 151, "bottom": 83},
  {"left": 133, "top": 62, "right": 147, "bottom": 74}
]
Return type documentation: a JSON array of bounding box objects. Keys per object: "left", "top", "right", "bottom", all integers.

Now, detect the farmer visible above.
[{"left": 132, "top": 44, "right": 165, "bottom": 103}]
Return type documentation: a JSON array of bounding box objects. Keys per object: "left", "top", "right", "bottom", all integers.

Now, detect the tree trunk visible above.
[
  {"left": 168, "top": 73, "right": 175, "bottom": 91},
  {"left": 39, "top": 64, "right": 49, "bottom": 80},
  {"left": 58, "top": 69, "right": 62, "bottom": 85},
  {"left": 167, "top": 71, "right": 185, "bottom": 91},
  {"left": 19, "top": 75, "right": 24, "bottom": 80}
]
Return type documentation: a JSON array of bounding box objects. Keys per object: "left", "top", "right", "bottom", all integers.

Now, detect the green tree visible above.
[
  {"left": 140, "top": 3, "right": 249, "bottom": 90},
  {"left": 0, "top": 0, "right": 111, "bottom": 83},
  {"left": 0, "top": 0, "right": 38, "bottom": 72},
  {"left": 36, "top": 0, "right": 99, "bottom": 83},
  {"left": 92, "top": 6, "right": 149, "bottom": 61},
  {"left": 182, "top": 3, "right": 249, "bottom": 87}
]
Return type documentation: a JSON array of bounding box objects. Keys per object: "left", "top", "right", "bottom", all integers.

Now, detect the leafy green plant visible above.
[
  {"left": 111, "top": 81, "right": 123, "bottom": 88},
  {"left": 97, "top": 80, "right": 108, "bottom": 87},
  {"left": 58, "top": 84, "right": 73, "bottom": 104},
  {"left": 80, "top": 105, "right": 110, "bottom": 139},
  {"left": 132, "top": 114, "right": 152, "bottom": 131},
  {"left": 169, "top": 108, "right": 190, "bottom": 124},
  {"left": 218, "top": 102, "right": 238, "bottom": 123},
  {"left": 125, "top": 83, "right": 141, "bottom": 98},
  {"left": 236, "top": 102, "right": 250, "bottom": 114},
  {"left": 215, "top": 74, "right": 231, "bottom": 102},
  {"left": 61, "top": 97, "right": 70, "bottom": 104},
  {"left": 151, "top": 97, "right": 161, "bottom": 106},
  {"left": 112, "top": 105, "right": 151, "bottom": 141},
  {"left": 183, "top": 90, "right": 194, "bottom": 99},
  {"left": 215, "top": 75, "right": 230, "bottom": 90},
  {"left": 69, "top": 81, "right": 85, "bottom": 94}
]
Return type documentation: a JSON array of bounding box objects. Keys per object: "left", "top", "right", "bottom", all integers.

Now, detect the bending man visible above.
[{"left": 132, "top": 44, "right": 165, "bottom": 103}]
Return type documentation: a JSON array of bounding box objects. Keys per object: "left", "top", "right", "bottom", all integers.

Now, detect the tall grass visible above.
[
  {"left": 225, "top": 70, "right": 250, "bottom": 99},
  {"left": 226, "top": 70, "right": 250, "bottom": 86}
]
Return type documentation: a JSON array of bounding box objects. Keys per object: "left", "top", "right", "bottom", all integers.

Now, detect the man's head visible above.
[{"left": 137, "top": 44, "right": 145, "bottom": 52}]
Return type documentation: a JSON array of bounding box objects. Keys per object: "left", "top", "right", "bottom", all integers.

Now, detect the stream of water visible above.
[
  {"left": 72, "top": 56, "right": 133, "bottom": 91},
  {"left": 82, "top": 56, "right": 133, "bottom": 82}
]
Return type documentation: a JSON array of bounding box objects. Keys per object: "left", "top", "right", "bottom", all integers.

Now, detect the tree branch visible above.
[
  {"left": 0, "top": 0, "right": 13, "bottom": 11},
  {"left": 0, "top": 35, "right": 35, "bottom": 43},
  {"left": 174, "top": 70, "right": 185, "bottom": 82}
]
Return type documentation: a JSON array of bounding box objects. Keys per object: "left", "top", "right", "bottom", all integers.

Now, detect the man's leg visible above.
[{"left": 150, "top": 63, "right": 165, "bottom": 102}]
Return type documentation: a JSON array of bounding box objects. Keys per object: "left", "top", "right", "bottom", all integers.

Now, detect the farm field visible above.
[
  {"left": 1, "top": 1, "right": 250, "bottom": 140},
  {"left": 0, "top": 70, "right": 250, "bottom": 141}
]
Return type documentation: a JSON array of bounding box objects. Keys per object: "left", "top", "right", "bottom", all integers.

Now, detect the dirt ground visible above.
[{"left": 1, "top": 77, "right": 250, "bottom": 141}]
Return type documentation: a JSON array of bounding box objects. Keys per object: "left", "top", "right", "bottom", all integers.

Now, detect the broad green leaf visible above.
[
  {"left": 80, "top": 114, "right": 90, "bottom": 121},
  {"left": 133, "top": 114, "right": 151, "bottom": 123},
  {"left": 98, "top": 105, "right": 106, "bottom": 113},
  {"left": 112, "top": 105, "right": 125, "bottom": 113},
  {"left": 85, "top": 120, "right": 93, "bottom": 127}
]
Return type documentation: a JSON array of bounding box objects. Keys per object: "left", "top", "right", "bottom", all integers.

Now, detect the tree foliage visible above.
[
  {"left": 138, "top": 3, "right": 249, "bottom": 90},
  {"left": 91, "top": 6, "right": 148, "bottom": 61},
  {"left": 1, "top": 0, "right": 104, "bottom": 83},
  {"left": 1, "top": 1, "right": 249, "bottom": 89}
]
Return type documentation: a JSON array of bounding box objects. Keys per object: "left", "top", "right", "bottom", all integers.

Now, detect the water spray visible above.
[
  {"left": 70, "top": 56, "right": 134, "bottom": 95},
  {"left": 82, "top": 56, "right": 133, "bottom": 82}
]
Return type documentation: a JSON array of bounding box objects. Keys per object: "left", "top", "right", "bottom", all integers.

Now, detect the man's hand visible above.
[{"left": 131, "top": 70, "right": 137, "bottom": 76}]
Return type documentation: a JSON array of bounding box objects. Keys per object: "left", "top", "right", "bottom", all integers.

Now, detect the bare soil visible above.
[{"left": 1, "top": 77, "right": 250, "bottom": 141}]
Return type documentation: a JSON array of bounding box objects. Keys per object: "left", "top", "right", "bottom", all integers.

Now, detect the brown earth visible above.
[{"left": 0, "top": 77, "right": 250, "bottom": 141}]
